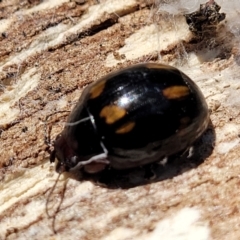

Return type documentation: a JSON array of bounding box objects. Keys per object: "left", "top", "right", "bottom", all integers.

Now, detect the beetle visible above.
[{"left": 50, "top": 63, "right": 209, "bottom": 174}]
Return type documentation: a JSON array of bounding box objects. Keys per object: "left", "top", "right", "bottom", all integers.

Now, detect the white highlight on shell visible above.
[
  {"left": 70, "top": 153, "right": 109, "bottom": 172},
  {"left": 158, "top": 157, "right": 168, "bottom": 165},
  {"left": 65, "top": 116, "right": 92, "bottom": 126}
]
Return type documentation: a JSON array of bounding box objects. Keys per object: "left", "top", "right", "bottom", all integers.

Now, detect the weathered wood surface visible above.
[{"left": 0, "top": 0, "right": 240, "bottom": 239}]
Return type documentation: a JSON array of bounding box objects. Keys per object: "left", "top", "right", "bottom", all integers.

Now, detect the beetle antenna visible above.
[
  {"left": 44, "top": 110, "right": 70, "bottom": 151},
  {"left": 46, "top": 173, "right": 67, "bottom": 234},
  {"left": 44, "top": 115, "right": 53, "bottom": 148}
]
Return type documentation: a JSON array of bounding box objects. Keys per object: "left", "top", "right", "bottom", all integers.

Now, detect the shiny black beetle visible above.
[{"left": 50, "top": 63, "right": 209, "bottom": 174}]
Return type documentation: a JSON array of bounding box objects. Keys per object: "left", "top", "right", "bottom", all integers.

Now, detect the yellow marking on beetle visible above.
[
  {"left": 89, "top": 80, "right": 106, "bottom": 99},
  {"left": 163, "top": 86, "right": 190, "bottom": 99},
  {"left": 116, "top": 121, "right": 135, "bottom": 134},
  {"left": 100, "top": 105, "right": 126, "bottom": 124}
]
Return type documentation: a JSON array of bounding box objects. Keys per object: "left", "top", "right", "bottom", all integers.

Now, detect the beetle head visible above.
[{"left": 50, "top": 134, "right": 79, "bottom": 173}]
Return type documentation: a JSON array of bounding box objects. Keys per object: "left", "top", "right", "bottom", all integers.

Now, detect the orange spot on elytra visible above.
[
  {"left": 115, "top": 121, "right": 135, "bottom": 134},
  {"left": 100, "top": 105, "right": 126, "bottom": 124},
  {"left": 89, "top": 80, "right": 106, "bottom": 99},
  {"left": 163, "top": 86, "right": 190, "bottom": 99}
]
